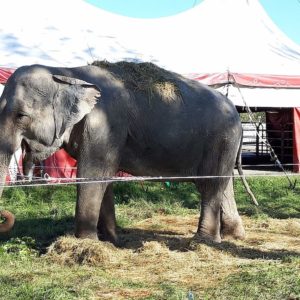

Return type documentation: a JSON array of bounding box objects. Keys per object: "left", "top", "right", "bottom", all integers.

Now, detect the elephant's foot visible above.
[
  {"left": 196, "top": 207, "right": 222, "bottom": 243},
  {"left": 98, "top": 229, "right": 118, "bottom": 246},
  {"left": 97, "top": 223, "right": 118, "bottom": 245},
  {"left": 75, "top": 230, "right": 99, "bottom": 241},
  {"left": 220, "top": 215, "right": 245, "bottom": 240},
  {"left": 195, "top": 228, "right": 222, "bottom": 244}
]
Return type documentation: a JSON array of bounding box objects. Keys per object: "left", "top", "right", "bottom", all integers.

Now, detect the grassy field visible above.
[{"left": 0, "top": 176, "right": 299, "bottom": 299}]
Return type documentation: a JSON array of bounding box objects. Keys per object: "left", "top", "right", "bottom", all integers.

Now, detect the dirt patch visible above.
[
  {"left": 96, "top": 288, "right": 153, "bottom": 300},
  {"left": 243, "top": 217, "right": 300, "bottom": 252}
]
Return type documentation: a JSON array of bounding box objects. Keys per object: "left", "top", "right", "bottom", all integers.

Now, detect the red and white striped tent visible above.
[{"left": 0, "top": 67, "right": 14, "bottom": 84}]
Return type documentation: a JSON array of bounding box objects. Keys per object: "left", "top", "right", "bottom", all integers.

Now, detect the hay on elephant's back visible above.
[{"left": 92, "top": 60, "right": 182, "bottom": 103}]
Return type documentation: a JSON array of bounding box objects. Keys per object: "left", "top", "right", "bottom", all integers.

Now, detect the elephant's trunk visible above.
[
  {"left": 0, "top": 152, "right": 15, "bottom": 233},
  {"left": 0, "top": 152, "right": 11, "bottom": 197}
]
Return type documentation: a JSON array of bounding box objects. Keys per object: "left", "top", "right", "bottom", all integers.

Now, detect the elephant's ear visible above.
[{"left": 52, "top": 75, "right": 101, "bottom": 139}]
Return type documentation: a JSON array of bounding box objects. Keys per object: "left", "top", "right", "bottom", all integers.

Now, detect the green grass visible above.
[
  {"left": 204, "top": 260, "right": 300, "bottom": 300},
  {"left": 0, "top": 254, "right": 97, "bottom": 299},
  {"left": 234, "top": 177, "right": 300, "bottom": 219},
  {"left": 0, "top": 177, "right": 299, "bottom": 299},
  {"left": 0, "top": 186, "right": 76, "bottom": 251}
]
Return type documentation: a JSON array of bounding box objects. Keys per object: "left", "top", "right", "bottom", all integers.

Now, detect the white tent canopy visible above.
[{"left": 1, "top": 0, "right": 300, "bottom": 107}]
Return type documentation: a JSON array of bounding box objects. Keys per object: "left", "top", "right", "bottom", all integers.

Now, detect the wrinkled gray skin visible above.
[{"left": 0, "top": 63, "right": 245, "bottom": 243}]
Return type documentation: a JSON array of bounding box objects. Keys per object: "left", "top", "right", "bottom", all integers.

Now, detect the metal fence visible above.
[
  {"left": 242, "top": 122, "right": 269, "bottom": 157},
  {"left": 242, "top": 121, "right": 293, "bottom": 164}
]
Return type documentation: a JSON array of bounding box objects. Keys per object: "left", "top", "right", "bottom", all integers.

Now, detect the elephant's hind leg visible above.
[
  {"left": 220, "top": 178, "right": 245, "bottom": 240},
  {"left": 97, "top": 184, "right": 118, "bottom": 245},
  {"left": 195, "top": 179, "right": 224, "bottom": 243}
]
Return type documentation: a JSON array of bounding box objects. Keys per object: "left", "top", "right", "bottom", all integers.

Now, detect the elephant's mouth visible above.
[{"left": 21, "top": 139, "right": 60, "bottom": 163}]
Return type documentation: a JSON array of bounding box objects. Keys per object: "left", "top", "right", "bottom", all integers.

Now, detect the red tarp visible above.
[
  {"left": 293, "top": 108, "right": 300, "bottom": 173},
  {"left": 42, "top": 149, "right": 77, "bottom": 181}
]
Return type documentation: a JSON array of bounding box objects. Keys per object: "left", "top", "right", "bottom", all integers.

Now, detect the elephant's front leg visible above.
[
  {"left": 75, "top": 181, "right": 108, "bottom": 240},
  {"left": 97, "top": 184, "right": 118, "bottom": 244},
  {"left": 73, "top": 116, "right": 122, "bottom": 240},
  {"left": 74, "top": 146, "right": 119, "bottom": 240}
]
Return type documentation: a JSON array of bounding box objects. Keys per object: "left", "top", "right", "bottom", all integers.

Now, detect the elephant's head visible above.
[
  {"left": 0, "top": 210, "right": 15, "bottom": 233},
  {"left": 0, "top": 64, "right": 100, "bottom": 201}
]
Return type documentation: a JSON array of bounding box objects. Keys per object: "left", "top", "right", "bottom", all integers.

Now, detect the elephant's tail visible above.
[
  {"left": 236, "top": 132, "right": 258, "bottom": 206},
  {"left": 0, "top": 210, "right": 15, "bottom": 233}
]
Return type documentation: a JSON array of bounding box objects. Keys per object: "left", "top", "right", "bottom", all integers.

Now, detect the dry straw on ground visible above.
[
  {"left": 45, "top": 215, "right": 300, "bottom": 299},
  {"left": 46, "top": 236, "right": 122, "bottom": 266}
]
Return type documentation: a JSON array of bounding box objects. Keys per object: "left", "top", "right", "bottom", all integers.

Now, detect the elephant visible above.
[{"left": 0, "top": 61, "right": 251, "bottom": 243}]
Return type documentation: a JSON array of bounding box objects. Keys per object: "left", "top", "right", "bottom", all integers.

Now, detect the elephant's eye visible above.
[
  {"left": 16, "top": 112, "right": 29, "bottom": 119},
  {"left": 16, "top": 112, "right": 31, "bottom": 125}
]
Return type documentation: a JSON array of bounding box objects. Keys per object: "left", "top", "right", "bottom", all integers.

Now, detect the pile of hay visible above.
[
  {"left": 46, "top": 236, "right": 120, "bottom": 266},
  {"left": 92, "top": 60, "right": 182, "bottom": 102},
  {"left": 137, "top": 241, "right": 171, "bottom": 257}
]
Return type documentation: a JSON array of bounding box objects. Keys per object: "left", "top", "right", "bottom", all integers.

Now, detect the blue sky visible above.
[
  {"left": 85, "top": 0, "right": 300, "bottom": 45},
  {"left": 260, "top": 0, "right": 300, "bottom": 45},
  {"left": 86, "top": 0, "right": 203, "bottom": 18}
]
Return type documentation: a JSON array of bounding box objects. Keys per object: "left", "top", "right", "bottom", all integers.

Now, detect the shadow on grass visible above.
[
  {"left": 114, "top": 182, "right": 199, "bottom": 209},
  {"left": 206, "top": 240, "right": 300, "bottom": 261},
  {"left": 118, "top": 227, "right": 191, "bottom": 251},
  {"left": 0, "top": 216, "right": 74, "bottom": 252},
  {"left": 118, "top": 227, "right": 300, "bottom": 261}
]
